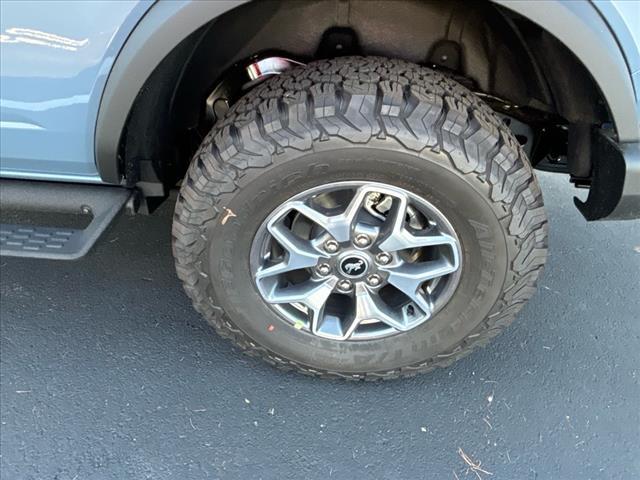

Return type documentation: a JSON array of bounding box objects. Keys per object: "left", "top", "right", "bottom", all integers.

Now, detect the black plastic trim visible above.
[
  {"left": 574, "top": 132, "right": 634, "bottom": 221},
  {"left": 0, "top": 180, "right": 132, "bottom": 259}
]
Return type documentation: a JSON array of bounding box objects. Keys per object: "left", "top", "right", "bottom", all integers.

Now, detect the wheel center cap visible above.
[{"left": 339, "top": 255, "right": 368, "bottom": 278}]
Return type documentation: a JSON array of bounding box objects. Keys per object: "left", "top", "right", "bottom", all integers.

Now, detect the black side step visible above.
[{"left": 0, "top": 180, "right": 131, "bottom": 260}]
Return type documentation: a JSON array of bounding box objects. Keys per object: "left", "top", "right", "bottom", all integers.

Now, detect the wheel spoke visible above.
[
  {"left": 289, "top": 186, "right": 370, "bottom": 242},
  {"left": 382, "top": 193, "right": 409, "bottom": 242},
  {"left": 265, "top": 277, "right": 336, "bottom": 309},
  {"left": 382, "top": 258, "right": 458, "bottom": 315},
  {"left": 255, "top": 221, "right": 325, "bottom": 280},
  {"left": 379, "top": 224, "right": 458, "bottom": 254},
  {"left": 377, "top": 195, "right": 458, "bottom": 254},
  {"left": 353, "top": 283, "right": 410, "bottom": 332}
]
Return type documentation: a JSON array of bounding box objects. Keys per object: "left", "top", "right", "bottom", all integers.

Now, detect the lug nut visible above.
[
  {"left": 375, "top": 252, "right": 392, "bottom": 265},
  {"left": 316, "top": 263, "right": 331, "bottom": 276},
  {"left": 366, "top": 274, "right": 382, "bottom": 287},
  {"left": 324, "top": 239, "right": 339, "bottom": 253},
  {"left": 354, "top": 234, "right": 371, "bottom": 248},
  {"left": 337, "top": 279, "right": 353, "bottom": 292}
]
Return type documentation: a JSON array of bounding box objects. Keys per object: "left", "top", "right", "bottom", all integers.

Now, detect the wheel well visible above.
[{"left": 120, "top": 0, "right": 609, "bottom": 201}]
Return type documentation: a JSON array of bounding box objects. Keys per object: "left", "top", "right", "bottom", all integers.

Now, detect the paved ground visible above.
[{"left": 1, "top": 172, "right": 638, "bottom": 480}]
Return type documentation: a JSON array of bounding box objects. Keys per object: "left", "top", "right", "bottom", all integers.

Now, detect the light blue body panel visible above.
[
  {"left": 0, "top": 0, "right": 638, "bottom": 184},
  {"left": 0, "top": 0, "right": 153, "bottom": 183},
  {"left": 594, "top": 0, "right": 640, "bottom": 101}
]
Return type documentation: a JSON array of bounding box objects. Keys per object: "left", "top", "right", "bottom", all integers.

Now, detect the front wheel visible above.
[{"left": 172, "top": 56, "right": 548, "bottom": 380}]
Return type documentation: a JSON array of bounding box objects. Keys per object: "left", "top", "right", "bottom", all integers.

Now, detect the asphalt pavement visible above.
[{"left": 1, "top": 172, "right": 639, "bottom": 480}]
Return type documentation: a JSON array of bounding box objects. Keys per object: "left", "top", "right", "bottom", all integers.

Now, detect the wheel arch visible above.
[
  {"left": 94, "top": 0, "right": 638, "bottom": 186},
  {"left": 94, "top": 0, "right": 246, "bottom": 185},
  {"left": 495, "top": 0, "right": 638, "bottom": 142}
]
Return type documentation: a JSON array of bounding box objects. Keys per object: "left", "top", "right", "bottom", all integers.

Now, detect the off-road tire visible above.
[{"left": 172, "top": 56, "right": 548, "bottom": 380}]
